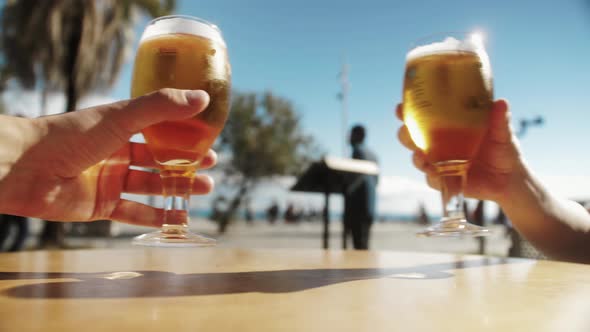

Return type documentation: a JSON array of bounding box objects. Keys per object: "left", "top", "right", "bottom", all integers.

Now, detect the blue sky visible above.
[
  {"left": 6, "top": 0, "right": 590, "bottom": 215},
  {"left": 112, "top": 0, "right": 590, "bottom": 180},
  {"left": 111, "top": 0, "right": 590, "bottom": 212}
]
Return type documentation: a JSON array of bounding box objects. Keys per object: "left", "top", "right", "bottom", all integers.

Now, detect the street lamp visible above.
[{"left": 516, "top": 116, "right": 544, "bottom": 139}]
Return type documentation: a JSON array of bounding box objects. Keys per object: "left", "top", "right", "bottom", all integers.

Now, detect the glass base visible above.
[
  {"left": 132, "top": 229, "right": 216, "bottom": 247},
  {"left": 417, "top": 218, "right": 490, "bottom": 237}
]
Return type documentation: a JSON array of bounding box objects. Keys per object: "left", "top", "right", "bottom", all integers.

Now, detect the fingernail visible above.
[{"left": 184, "top": 90, "right": 209, "bottom": 106}]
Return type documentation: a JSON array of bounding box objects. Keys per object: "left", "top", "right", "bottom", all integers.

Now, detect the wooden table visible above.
[{"left": 1, "top": 248, "right": 589, "bottom": 331}]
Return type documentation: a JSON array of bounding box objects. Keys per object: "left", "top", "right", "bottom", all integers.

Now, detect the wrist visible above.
[
  {"left": 496, "top": 157, "right": 541, "bottom": 210},
  {"left": 493, "top": 155, "right": 530, "bottom": 208}
]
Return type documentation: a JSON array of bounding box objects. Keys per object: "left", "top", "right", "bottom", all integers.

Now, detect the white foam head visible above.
[
  {"left": 140, "top": 15, "right": 226, "bottom": 47},
  {"left": 406, "top": 34, "right": 484, "bottom": 61}
]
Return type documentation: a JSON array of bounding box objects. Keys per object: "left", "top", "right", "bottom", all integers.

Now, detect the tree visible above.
[
  {"left": 1, "top": 0, "right": 175, "bottom": 112},
  {"left": 214, "top": 91, "right": 318, "bottom": 234},
  {"left": 0, "top": 0, "right": 175, "bottom": 247}
]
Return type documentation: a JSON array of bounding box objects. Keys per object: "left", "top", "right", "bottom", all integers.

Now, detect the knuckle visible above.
[
  {"left": 149, "top": 88, "right": 183, "bottom": 105},
  {"left": 202, "top": 175, "right": 215, "bottom": 193},
  {"left": 155, "top": 87, "right": 175, "bottom": 97},
  {"left": 397, "top": 126, "right": 406, "bottom": 142},
  {"left": 396, "top": 104, "right": 403, "bottom": 119}
]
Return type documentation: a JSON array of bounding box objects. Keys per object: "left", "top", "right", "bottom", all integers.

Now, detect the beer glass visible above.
[
  {"left": 130, "top": 15, "right": 231, "bottom": 246},
  {"left": 402, "top": 33, "right": 493, "bottom": 236}
]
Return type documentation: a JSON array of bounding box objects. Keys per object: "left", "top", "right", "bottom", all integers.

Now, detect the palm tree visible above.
[{"left": 0, "top": 0, "right": 176, "bottom": 248}]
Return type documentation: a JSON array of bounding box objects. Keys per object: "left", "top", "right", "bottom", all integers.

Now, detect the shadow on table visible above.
[{"left": 0, "top": 257, "right": 523, "bottom": 299}]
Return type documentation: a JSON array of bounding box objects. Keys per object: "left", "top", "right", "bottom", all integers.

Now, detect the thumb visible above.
[
  {"left": 486, "top": 99, "right": 513, "bottom": 144},
  {"left": 32, "top": 89, "right": 210, "bottom": 177},
  {"left": 100, "top": 88, "right": 210, "bottom": 136}
]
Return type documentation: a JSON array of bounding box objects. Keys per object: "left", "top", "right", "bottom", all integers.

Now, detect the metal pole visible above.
[
  {"left": 339, "top": 61, "right": 350, "bottom": 157},
  {"left": 323, "top": 192, "right": 330, "bottom": 249}
]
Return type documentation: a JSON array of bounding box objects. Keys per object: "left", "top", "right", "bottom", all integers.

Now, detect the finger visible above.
[
  {"left": 395, "top": 103, "right": 403, "bottom": 121},
  {"left": 397, "top": 125, "right": 419, "bottom": 151},
  {"left": 412, "top": 151, "right": 429, "bottom": 172},
  {"left": 130, "top": 143, "right": 217, "bottom": 171},
  {"left": 118, "top": 89, "right": 210, "bottom": 134},
  {"left": 109, "top": 200, "right": 168, "bottom": 227},
  {"left": 408, "top": 150, "right": 439, "bottom": 190},
  {"left": 487, "top": 99, "right": 512, "bottom": 144},
  {"left": 199, "top": 149, "right": 217, "bottom": 170},
  {"left": 129, "top": 142, "right": 156, "bottom": 168},
  {"left": 124, "top": 170, "right": 214, "bottom": 195},
  {"left": 425, "top": 173, "right": 442, "bottom": 191},
  {"left": 95, "top": 88, "right": 210, "bottom": 137},
  {"left": 52, "top": 89, "right": 211, "bottom": 169}
]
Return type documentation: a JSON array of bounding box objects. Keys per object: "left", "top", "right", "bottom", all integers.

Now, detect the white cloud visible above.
[
  {"left": 377, "top": 175, "right": 441, "bottom": 216},
  {"left": 538, "top": 174, "right": 590, "bottom": 201}
]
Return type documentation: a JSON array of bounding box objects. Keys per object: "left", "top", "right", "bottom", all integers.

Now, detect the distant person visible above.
[
  {"left": 397, "top": 99, "right": 590, "bottom": 263},
  {"left": 416, "top": 203, "right": 430, "bottom": 225},
  {"left": 284, "top": 203, "right": 298, "bottom": 224},
  {"left": 244, "top": 198, "right": 254, "bottom": 224},
  {"left": 266, "top": 201, "right": 280, "bottom": 224},
  {"left": 343, "top": 124, "right": 379, "bottom": 250},
  {"left": 0, "top": 214, "right": 28, "bottom": 251},
  {"left": 210, "top": 196, "right": 228, "bottom": 223},
  {"left": 304, "top": 206, "right": 318, "bottom": 222},
  {"left": 471, "top": 200, "right": 486, "bottom": 255}
]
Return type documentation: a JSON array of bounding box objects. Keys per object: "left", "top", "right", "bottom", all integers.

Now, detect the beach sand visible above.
[{"left": 65, "top": 219, "right": 512, "bottom": 257}]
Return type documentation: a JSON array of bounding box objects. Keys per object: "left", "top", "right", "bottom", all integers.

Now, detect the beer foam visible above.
[
  {"left": 406, "top": 36, "right": 480, "bottom": 61},
  {"left": 141, "top": 15, "right": 226, "bottom": 47}
]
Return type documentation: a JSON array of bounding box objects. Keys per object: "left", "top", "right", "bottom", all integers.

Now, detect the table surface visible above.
[{"left": 0, "top": 248, "right": 589, "bottom": 332}]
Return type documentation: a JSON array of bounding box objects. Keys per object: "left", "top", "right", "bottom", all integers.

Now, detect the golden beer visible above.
[
  {"left": 403, "top": 34, "right": 494, "bottom": 237},
  {"left": 403, "top": 51, "right": 493, "bottom": 164},
  {"left": 130, "top": 17, "right": 231, "bottom": 244},
  {"left": 131, "top": 32, "right": 231, "bottom": 167}
]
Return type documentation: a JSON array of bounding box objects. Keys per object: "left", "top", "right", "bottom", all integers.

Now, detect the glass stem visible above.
[
  {"left": 160, "top": 167, "right": 196, "bottom": 234},
  {"left": 436, "top": 162, "right": 468, "bottom": 221}
]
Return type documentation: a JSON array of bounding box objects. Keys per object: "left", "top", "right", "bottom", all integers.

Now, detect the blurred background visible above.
[{"left": 0, "top": 0, "right": 588, "bottom": 258}]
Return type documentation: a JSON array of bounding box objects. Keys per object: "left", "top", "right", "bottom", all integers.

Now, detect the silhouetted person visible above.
[
  {"left": 0, "top": 214, "right": 28, "bottom": 252},
  {"left": 244, "top": 199, "right": 254, "bottom": 225},
  {"left": 39, "top": 221, "right": 64, "bottom": 249},
  {"left": 284, "top": 203, "right": 298, "bottom": 224},
  {"left": 266, "top": 201, "right": 279, "bottom": 224},
  {"left": 416, "top": 203, "right": 430, "bottom": 225},
  {"left": 343, "top": 125, "right": 379, "bottom": 250},
  {"left": 471, "top": 200, "right": 486, "bottom": 255}
]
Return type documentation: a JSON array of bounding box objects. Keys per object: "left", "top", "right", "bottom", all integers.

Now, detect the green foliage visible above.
[
  {"left": 213, "top": 91, "right": 319, "bottom": 233},
  {"left": 128, "top": 0, "right": 176, "bottom": 18},
  {"left": 218, "top": 91, "right": 317, "bottom": 181},
  {"left": 0, "top": 0, "right": 176, "bottom": 97}
]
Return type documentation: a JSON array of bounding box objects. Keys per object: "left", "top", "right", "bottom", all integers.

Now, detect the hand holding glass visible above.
[
  {"left": 402, "top": 33, "right": 493, "bottom": 237},
  {"left": 130, "top": 15, "right": 231, "bottom": 246}
]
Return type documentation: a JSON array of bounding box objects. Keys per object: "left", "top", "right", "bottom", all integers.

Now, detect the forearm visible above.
[
  {"left": 500, "top": 161, "right": 590, "bottom": 263},
  {"left": 0, "top": 115, "right": 44, "bottom": 213}
]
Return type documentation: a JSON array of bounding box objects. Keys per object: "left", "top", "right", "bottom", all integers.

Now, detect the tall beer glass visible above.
[
  {"left": 131, "top": 15, "right": 231, "bottom": 246},
  {"left": 402, "top": 33, "right": 493, "bottom": 236}
]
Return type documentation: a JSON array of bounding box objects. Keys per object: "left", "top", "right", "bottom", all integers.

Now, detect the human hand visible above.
[
  {"left": 396, "top": 99, "right": 525, "bottom": 205},
  {"left": 0, "top": 89, "right": 216, "bottom": 227}
]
